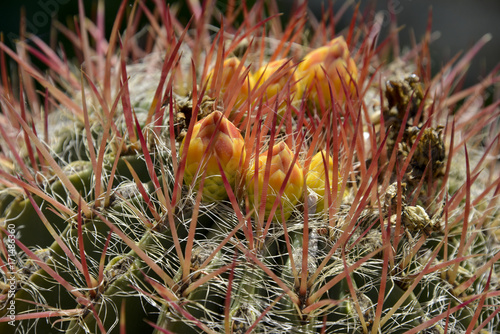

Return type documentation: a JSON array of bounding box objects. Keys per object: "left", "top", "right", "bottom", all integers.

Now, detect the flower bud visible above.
[
  {"left": 252, "top": 59, "right": 299, "bottom": 101},
  {"left": 306, "top": 151, "right": 342, "bottom": 213},
  {"left": 180, "top": 111, "right": 245, "bottom": 201},
  {"left": 206, "top": 57, "right": 254, "bottom": 108},
  {"left": 246, "top": 142, "right": 303, "bottom": 222},
  {"left": 297, "top": 36, "right": 357, "bottom": 108}
]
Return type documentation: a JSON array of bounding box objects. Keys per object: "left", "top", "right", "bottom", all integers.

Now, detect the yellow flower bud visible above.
[
  {"left": 252, "top": 59, "right": 299, "bottom": 101},
  {"left": 180, "top": 111, "right": 245, "bottom": 201},
  {"left": 246, "top": 142, "right": 303, "bottom": 222},
  {"left": 306, "top": 151, "right": 342, "bottom": 213},
  {"left": 206, "top": 57, "right": 254, "bottom": 109},
  {"left": 297, "top": 36, "right": 358, "bottom": 108}
]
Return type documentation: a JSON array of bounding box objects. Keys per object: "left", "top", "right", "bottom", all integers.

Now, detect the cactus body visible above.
[{"left": 0, "top": 1, "right": 498, "bottom": 333}]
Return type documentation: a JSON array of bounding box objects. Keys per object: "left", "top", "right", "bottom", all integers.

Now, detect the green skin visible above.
[{"left": 0, "top": 152, "right": 159, "bottom": 333}]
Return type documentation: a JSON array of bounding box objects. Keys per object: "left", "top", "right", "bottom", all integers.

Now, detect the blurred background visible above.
[{"left": 1, "top": 0, "right": 499, "bottom": 87}]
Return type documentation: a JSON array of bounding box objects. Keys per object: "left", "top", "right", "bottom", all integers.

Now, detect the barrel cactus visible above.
[{"left": 0, "top": 1, "right": 499, "bottom": 333}]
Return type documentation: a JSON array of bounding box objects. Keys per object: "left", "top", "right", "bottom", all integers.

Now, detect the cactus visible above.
[{"left": 0, "top": 1, "right": 499, "bottom": 333}]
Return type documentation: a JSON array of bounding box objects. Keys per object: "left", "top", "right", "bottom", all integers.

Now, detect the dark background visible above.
[{"left": 1, "top": 0, "right": 499, "bottom": 87}]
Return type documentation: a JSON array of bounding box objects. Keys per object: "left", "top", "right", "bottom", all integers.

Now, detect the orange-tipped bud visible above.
[
  {"left": 306, "top": 151, "right": 342, "bottom": 213},
  {"left": 246, "top": 142, "right": 303, "bottom": 222},
  {"left": 206, "top": 57, "right": 254, "bottom": 108},
  {"left": 180, "top": 111, "right": 246, "bottom": 201},
  {"left": 297, "top": 36, "right": 357, "bottom": 108},
  {"left": 252, "top": 59, "right": 299, "bottom": 101}
]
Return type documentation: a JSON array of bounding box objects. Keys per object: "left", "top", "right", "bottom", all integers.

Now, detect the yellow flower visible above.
[
  {"left": 297, "top": 36, "right": 358, "bottom": 108},
  {"left": 246, "top": 142, "right": 303, "bottom": 222},
  {"left": 206, "top": 57, "right": 254, "bottom": 109},
  {"left": 180, "top": 111, "right": 245, "bottom": 201},
  {"left": 252, "top": 59, "right": 299, "bottom": 101},
  {"left": 306, "top": 151, "right": 342, "bottom": 213}
]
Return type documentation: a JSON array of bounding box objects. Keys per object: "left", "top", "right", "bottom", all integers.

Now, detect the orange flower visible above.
[
  {"left": 306, "top": 151, "right": 342, "bottom": 213},
  {"left": 180, "top": 111, "right": 245, "bottom": 201},
  {"left": 297, "top": 36, "right": 358, "bottom": 108},
  {"left": 246, "top": 142, "right": 303, "bottom": 222}
]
